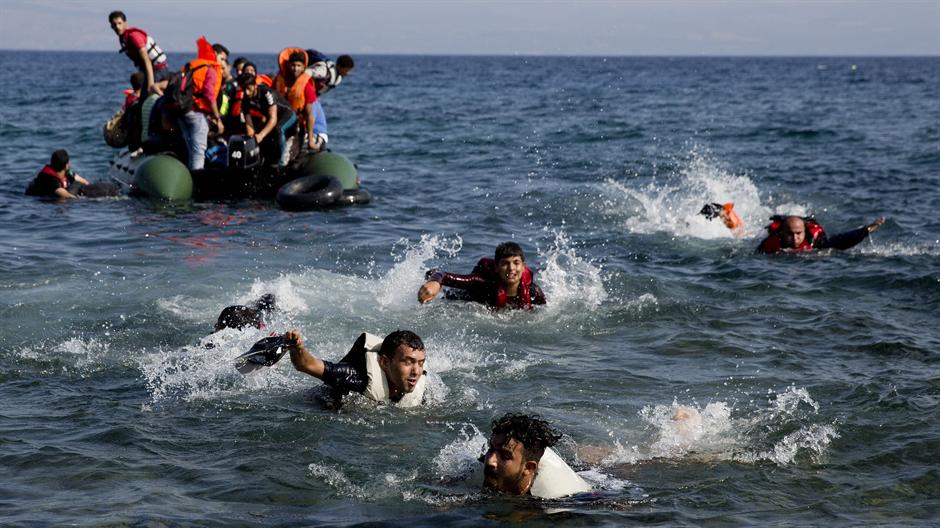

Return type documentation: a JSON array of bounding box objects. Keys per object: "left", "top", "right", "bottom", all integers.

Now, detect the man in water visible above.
[
  {"left": 756, "top": 215, "right": 886, "bottom": 254},
  {"left": 25, "top": 149, "right": 89, "bottom": 199},
  {"left": 284, "top": 329, "right": 427, "bottom": 407},
  {"left": 108, "top": 11, "right": 171, "bottom": 95},
  {"left": 482, "top": 413, "right": 591, "bottom": 499},
  {"left": 417, "top": 242, "right": 547, "bottom": 310},
  {"left": 214, "top": 294, "right": 277, "bottom": 332}
]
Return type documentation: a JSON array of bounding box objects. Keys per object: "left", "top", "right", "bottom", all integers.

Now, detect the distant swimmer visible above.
[
  {"left": 108, "top": 11, "right": 171, "bottom": 95},
  {"left": 700, "top": 202, "right": 744, "bottom": 236},
  {"left": 482, "top": 413, "right": 592, "bottom": 499},
  {"left": 756, "top": 214, "right": 886, "bottom": 254},
  {"left": 214, "top": 293, "right": 277, "bottom": 332},
  {"left": 418, "top": 242, "right": 547, "bottom": 310},
  {"left": 284, "top": 330, "right": 428, "bottom": 407}
]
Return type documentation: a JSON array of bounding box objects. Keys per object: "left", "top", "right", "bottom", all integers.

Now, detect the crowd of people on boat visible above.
[{"left": 103, "top": 10, "right": 355, "bottom": 172}]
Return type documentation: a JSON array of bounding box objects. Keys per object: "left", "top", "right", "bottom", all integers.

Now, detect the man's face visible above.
[
  {"left": 216, "top": 52, "right": 231, "bottom": 81},
  {"left": 109, "top": 17, "right": 127, "bottom": 36},
  {"left": 497, "top": 256, "right": 524, "bottom": 289},
  {"left": 289, "top": 61, "right": 306, "bottom": 80},
  {"left": 379, "top": 345, "right": 425, "bottom": 395},
  {"left": 337, "top": 66, "right": 353, "bottom": 77},
  {"left": 482, "top": 433, "right": 535, "bottom": 495},
  {"left": 244, "top": 64, "right": 257, "bottom": 77},
  {"left": 781, "top": 217, "right": 806, "bottom": 248}
]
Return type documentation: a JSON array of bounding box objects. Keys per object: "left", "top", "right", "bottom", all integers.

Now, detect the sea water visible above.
[{"left": 1, "top": 52, "right": 938, "bottom": 526}]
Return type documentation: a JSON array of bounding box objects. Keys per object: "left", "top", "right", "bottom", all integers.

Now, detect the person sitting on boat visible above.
[
  {"left": 284, "top": 329, "right": 428, "bottom": 408},
  {"left": 174, "top": 39, "right": 227, "bottom": 171},
  {"left": 25, "top": 149, "right": 89, "bottom": 199},
  {"left": 238, "top": 72, "right": 298, "bottom": 167},
  {"left": 108, "top": 11, "right": 171, "bottom": 95},
  {"left": 699, "top": 202, "right": 744, "bottom": 236},
  {"left": 418, "top": 242, "right": 547, "bottom": 310},
  {"left": 305, "top": 50, "right": 354, "bottom": 97},
  {"left": 482, "top": 413, "right": 592, "bottom": 499},
  {"left": 756, "top": 214, "right": 886, "bottom": 254},
  {"left": 273, "top": 48, "right": 320, "bottom": 152},
  {"left": 123, "top": 72, "right": 145, "bottom": 111}
]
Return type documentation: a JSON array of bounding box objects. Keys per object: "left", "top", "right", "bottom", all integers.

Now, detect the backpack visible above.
[
  {"left": 306, "top": 49, "right": 330, "bottom": 65},
  {"left": 164, "top": 63, "right": 209, "bottom": 114}
]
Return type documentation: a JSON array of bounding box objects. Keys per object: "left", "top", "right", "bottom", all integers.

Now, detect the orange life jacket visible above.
[
  {"left": 720, "top": 203, "right": 744, "bottom": 234},
  {"left": 273, "top": 47, "right": 315, "bottom": 115},
  {"left": 186, "top": 37, "right": 222, "bottom": 114}
]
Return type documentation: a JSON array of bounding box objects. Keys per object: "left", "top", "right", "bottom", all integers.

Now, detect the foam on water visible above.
[
  {"left": 536, "top": 229, "right": 607, "bottom": 311},
  {"left": 601, "top": 386, "right": 837, "bottom": 467},
  {"left": 601, "top": 147, "right": 813, "bottom": 240},
  {"left": 15, "top": 336, "right": 112, "bottom": 375}
]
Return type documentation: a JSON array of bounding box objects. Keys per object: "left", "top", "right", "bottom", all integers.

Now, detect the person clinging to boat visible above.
[{"left": 418, "top": 242, "right": 547, "bottom": 310}]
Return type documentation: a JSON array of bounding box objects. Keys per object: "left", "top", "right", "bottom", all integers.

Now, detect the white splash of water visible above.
[
  {"left": 603, "top": 386, "right": 837, "bottom": 467},
  {"left": 602, "top": 147, "right": 797, "bottom": 239},
  {"left": 376, "top": 234, "right": 463, "bottom": 310},
  {"left": 537, "top": 229, "right": 607, "bottom": 310}
]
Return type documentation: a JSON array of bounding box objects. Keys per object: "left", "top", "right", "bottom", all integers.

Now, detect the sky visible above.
[{"left": 1, "top": 0, "right": 938, "bottom": 56}]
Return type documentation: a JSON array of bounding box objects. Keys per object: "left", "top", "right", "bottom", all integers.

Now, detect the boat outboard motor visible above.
[{"left": 228, "top": 135, "right": 261, "bottom": 169}]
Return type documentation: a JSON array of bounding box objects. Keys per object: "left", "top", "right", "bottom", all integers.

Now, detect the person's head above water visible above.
[
  {"left": 483, "top": 413, "right": 561, "bottom": 495},
  {"left": 494, "top": 241, "right": 526, "bottom": 290},
  {"left": 214, "top": 294, "right": 276, "bottom": 332},
  {"left": 377, "top": 330, "right": 426, "bottom": 400},
  {"left": 780, "top": 216, "right": 806, "bottom": 248},
  {"left": 50, "top": 149, "right": 69, "bottom": 172}
]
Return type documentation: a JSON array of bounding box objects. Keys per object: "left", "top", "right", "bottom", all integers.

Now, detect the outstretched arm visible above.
[
  {"left": 285, "top": 330, "right": 325, "bottom": 379},
  {"left": 822, "top": 216, "right": 886, "bottom": 250}
]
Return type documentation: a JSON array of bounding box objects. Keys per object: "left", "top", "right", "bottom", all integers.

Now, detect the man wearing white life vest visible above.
[
  {"left": 283, "top": 329, "right": 427, "bottom": 407},
  {"left": 108, "top": 11, "right": 171, "bottom": 95},
  {"left": 482, "top": 413, "right": 592, "bottom": 499}
]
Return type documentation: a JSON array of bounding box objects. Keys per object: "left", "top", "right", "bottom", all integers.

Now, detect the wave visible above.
[
  {"left": 601, "top": 386, "right": 837, "bottom": 467},
  {"left": 600, "top": 146, "right": 795, "bottom": 240}
]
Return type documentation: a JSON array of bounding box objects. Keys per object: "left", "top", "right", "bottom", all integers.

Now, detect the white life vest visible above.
[
  {"left": 359, "top": 332, "right": 427, "bottom": 408},
  {"left": 305, "top": 61, "right": 343, "bottom": 96},
  {"left": 121, "top": 28, "right": 167, "bottom": 69},
  {"left": 529, "top": 447, "right": 592, "bottom": 499}
]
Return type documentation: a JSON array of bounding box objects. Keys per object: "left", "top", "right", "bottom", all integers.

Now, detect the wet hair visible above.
[
  {"left": 237, "top": 72, "right": 256, "bottom": 88},
  {"left": 50, "top": 149, "right": 69, "bottom": 171},
  {"left": 212, "top": 44, "right": 230, "bottom": 58},
  {"left": 214, "top": 294, "right": 276, "bottom": 332},
  {"left": 379, "top": 330, "right": 424, "bottom": 359},
  {"left": 336, "top": 55, "right": 354, "bottom": 69},
  {"left": 491, "top": 413, "right": 561, "bottom": 462},
  {"left": 288, "top": 51, "right": 306, "bottom": 65},
  {"left": 495, "top": 241, "right": 525, "bottom": 263},
  {"left": 129, "top": 71, "right": 145, "bottom": 90},
  {"left": 108, "top": 11, "right": 126, "bottom": 22}
]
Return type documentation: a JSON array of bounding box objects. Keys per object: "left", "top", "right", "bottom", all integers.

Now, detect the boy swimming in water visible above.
[{"left": 417, "top": 242, "right": 546, "bottom": 310}]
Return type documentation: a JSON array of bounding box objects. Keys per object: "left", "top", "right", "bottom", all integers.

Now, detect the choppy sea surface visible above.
[{"left": 1, "top": 51, "right": 938, "bottom": 526}]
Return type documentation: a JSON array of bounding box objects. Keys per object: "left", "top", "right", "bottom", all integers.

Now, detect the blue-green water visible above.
[{"left": 1, "top": 52, "right": 939, "bottom": 526}]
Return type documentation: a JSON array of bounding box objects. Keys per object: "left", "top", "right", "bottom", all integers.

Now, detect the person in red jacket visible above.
[
  {"left": 756, "top": 215, "right": 886, "bottom": 254},
  {"left": 25, "top": 149, "right": 89, "bottom": 199},
  {"left": 418, "top": 242, "right": 547, "bottom": 310},
  {"left": 108, "top": 11, "right": 170, "bottom": 95}
]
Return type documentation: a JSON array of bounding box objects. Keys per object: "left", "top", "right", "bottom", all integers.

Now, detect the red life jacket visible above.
[
  {"left": 475, "top": 258, "right": 534, "bottom": 309},
  {"left": 39, "top": 164, "right": 68, "bottom": 189},
  {"left": 119, "top": 27, "right": 167, "bottom": 70},
  {"left": 760, "top": 216, "right": 825, "bottom": 253}
]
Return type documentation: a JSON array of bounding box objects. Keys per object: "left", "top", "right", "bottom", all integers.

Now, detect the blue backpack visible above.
[{"left": 305, "top": 49, "right": 330, "bottom": 65}]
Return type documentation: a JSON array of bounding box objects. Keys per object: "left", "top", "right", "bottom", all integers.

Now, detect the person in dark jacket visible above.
[
  {"left": 25, "top": 149, "right": 89, "bottom": 199},
  {"left": 756, "top": 215, "right": 886, "bottom": 254},
  {"left": 284, "top": 329, "right": 427, "bottom": 408},
  {"left": 417, "top": 242, "right": 547, "bottom": 310}
]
